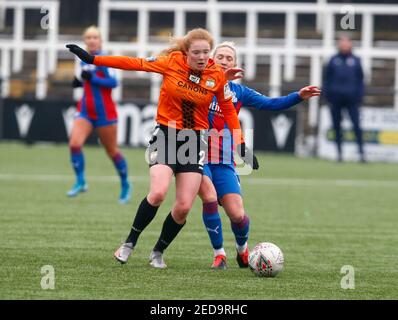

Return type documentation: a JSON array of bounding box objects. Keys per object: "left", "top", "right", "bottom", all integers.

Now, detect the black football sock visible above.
[
  {"left": 153, "top": 212, "right": 186, "bottom": 253},
  {"left": 126, "top": 197, "right": 159, "bottom": 246}
]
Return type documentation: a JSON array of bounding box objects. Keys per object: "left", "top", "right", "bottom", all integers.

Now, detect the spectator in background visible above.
[{"left": 323, "top": 35, "right": 366, "bottom": 163}]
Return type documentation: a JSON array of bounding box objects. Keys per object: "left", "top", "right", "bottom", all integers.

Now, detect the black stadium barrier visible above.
[{"left": 1, "top": 98, "right": 297, "bottom": 153}]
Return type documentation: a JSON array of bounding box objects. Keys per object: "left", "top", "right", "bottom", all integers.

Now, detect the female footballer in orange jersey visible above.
[{"left": 66, "top": 28, "right": 247, "bottom": 268}]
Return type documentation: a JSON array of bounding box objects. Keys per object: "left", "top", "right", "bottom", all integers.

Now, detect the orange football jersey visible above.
[{"left": 94, "top": 51, "right": 243, "bottom": 143}]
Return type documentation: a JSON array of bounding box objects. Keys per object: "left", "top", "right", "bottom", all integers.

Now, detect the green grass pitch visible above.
[{"left": 0, "top": 142, "right": 397, "bottom": 299}]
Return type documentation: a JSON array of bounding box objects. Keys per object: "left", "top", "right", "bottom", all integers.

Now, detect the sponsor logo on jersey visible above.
[
  {"left": 145, "top": 56, "right": 157, "bottom": 62},
  {"left": 224, "top": 83, "right": 232, "bottom": 100},
  {"left": 208, "top": 100, "right": 223, "bottom": 116},
  {"left": 177, "top": 81, "right": 208, "bottom": 95},
  {"left": 205, "top": 78, "right": 216, "bottom": 88},
  {"left": 231, "top": 91, "right": 238, "bottom": 103},
  {"left": 189, "top": 74, "right": 201, "bottom": 84}
]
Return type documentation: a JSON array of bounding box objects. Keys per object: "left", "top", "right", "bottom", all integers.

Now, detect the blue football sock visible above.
[
  {"left": 70, "top": 146, "right": 85, "bottom": 184},
  {"left": 202, "top": 201, "right": 223, "bottom": 250},
  {"left": 112, "top": 152, "right": 128, "bottom": 185},
  {"left": 231, "top": 214, "right": 250, "bottom": 247}
]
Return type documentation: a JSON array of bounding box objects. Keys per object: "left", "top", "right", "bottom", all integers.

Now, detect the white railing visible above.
[
  {"left": 0, "top": 0, "right": 6, "bottom": 30},
  {"left": 0, "top": 0, "right": 59, "bottom": 99},
  {"left": 1, "top": 0, "right": 398, "bottom": 128},
  {"left": 98, "top": 0, "right": 398, "bottom": 127}
]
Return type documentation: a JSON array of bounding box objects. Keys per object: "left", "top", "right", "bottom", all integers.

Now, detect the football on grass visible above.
[{"left": 248, "top": 242, "right": 284, "bottom": 277}]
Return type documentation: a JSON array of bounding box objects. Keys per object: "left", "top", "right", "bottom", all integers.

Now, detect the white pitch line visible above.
[
  {"left": 243, "top": 177, "right": 398, "bottom": 188},
  {"left": 0, "top": 174, "right": 147, "bottom": 182},
  {"left": 0, "top": 173, "right": 397, "bottom": 188}
]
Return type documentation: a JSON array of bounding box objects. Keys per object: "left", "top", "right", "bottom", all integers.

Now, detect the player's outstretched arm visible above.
[
  {"left": 66, "top": 44, "right": 167, "bottom": 73},
  {"left": 240, "top": 84, "right": 320, "bottom": 111}
]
